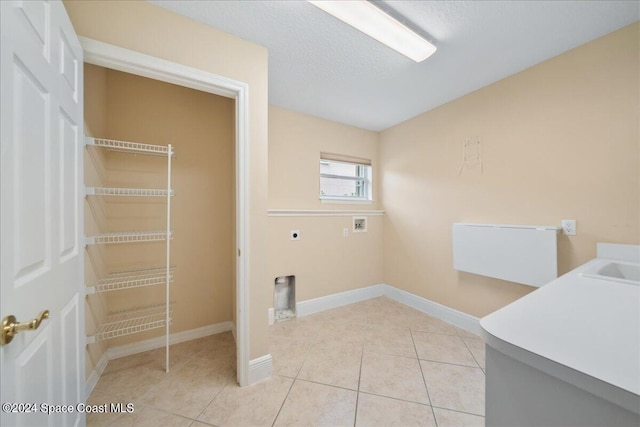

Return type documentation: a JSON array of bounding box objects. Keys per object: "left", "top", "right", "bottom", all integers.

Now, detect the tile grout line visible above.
[
  {"left": 191, "top": 374, "right": 234, "bottom": 425},
  {"left": 270, "top": 316, "right": 325, "bottom": 427},
  {"left": 459, "top": 335, "right": 484, "bottom": 371},
  {"left": 270, "top": 366, "right": 300, "bottom": 426},
  {"left": 430, "top": 404, "right": 485, "bottom": 418},
  {"left": 357, "top": 389, "right": 433, "bottom": 407},
  {"left": 139, "top": 337, "right": 235, "bottom": 425},
  {"left": 416, "top": 357, "right": 482, "bottom": 370},
  {"left": 353, "top": 325, "right": 367, "bottom": 427},
  {"left": 409, "top": 328, "right": 439, "bottom": 427}
]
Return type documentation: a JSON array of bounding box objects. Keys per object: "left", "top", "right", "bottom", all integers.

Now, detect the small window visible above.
[{"left": 319, "top": 153, "right": 372, "bottom": 202}]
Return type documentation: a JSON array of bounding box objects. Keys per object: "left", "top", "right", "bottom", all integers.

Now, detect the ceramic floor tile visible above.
[
  {"left": 108, "top": 403, "right": 192, "bottom": 427},
  {"left": 88, "top": 301, "right": 487, "bottom": 426},
  {"left": 455, "top": 326, "right": 481, "bottom": 339},
  {"left": 103, "top": 350, "right": 157, "bottom": 375},
  {"left": 352, "top": 297, "right": 395, "bottom": 313},
  {"left": 297, "top": 340, "right": 362, "bottom": 390},
  {"left": 270, "top": 336, "right": 312, "bottom": 378},
  {"left": 198, "top": 375, "right": 293, "bottom": 427},
  {"left": 167, "top": 335, "right": 221, "bottom": 360},
  {"left": 433, "top": 407, "right": 485, "bottom": 427},
  {"left": 360, "top": 352, "right": 429, "bottom": 404},
  {"left": 365, "top": 301, "right": 416, "bottom": 329},
  {"left": 274, "top": 379, "right": 357, "bottom": 427},
  {"left": 315, "top": 318, "right": 368, "bottom": 345},
  {"left": 420, "top": 360, "right": 485, "bottom": 416},
  {"left": 364, "top": 326, "right": 416, "bottom": 358},
  {"left": 410, "top": 313, "right": 459, "bottom": 335},
  {"left": 321, "top": 305, "right": 370, "bottom": 326},
  {"left": 96, "top": 363, "right": 169, "bottom": 401},
  {"left": 412, "top": 331, "right": 478, "bottom": 367},
  {"left": 462, "top": 336, "right": 486, "bottom": 369},
  {"left": 142, "top": 356, "right": 234, "bottom": 418},
  {"left": 355, "top": 393, "right": 436, "bottom": 427},
  {"left": 193, "top": 335, "right": 237, "bottom": 372},
  {"left": 85, "top": 384, "right": 126, "bottom": 427},
  {"left": 302, "top": 310, "right": 334, "bottom": 323},
  {"left": 270, "top": 316, "right": 323, "bottom": 340}
]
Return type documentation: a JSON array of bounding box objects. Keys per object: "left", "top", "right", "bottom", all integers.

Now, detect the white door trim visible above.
[{"left": 79, "top": 37, "right": 251, "bottom": 386}]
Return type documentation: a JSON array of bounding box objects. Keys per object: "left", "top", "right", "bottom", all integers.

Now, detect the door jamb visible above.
[{"left": 79, "top": 37, "right": 250, "bottom": 386}]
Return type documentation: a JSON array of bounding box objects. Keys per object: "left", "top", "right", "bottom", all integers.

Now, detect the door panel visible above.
[
  {"left": 61, "top": 295, "right": 82, "bottom": 426},
  {"left": 59, "top": 109, "right": 79, "bottom": 260},
  {"left": 17, "top": 0, "right": 50, "bottom": 59},
  {"left": 16, "top": 326, "right": 54, "bottom": 426},
  {"left": 1, "top": 1, "right": 85, "bottom": 426},
  {"left": 12, "top": 59, "right": 50, "bottom": 282},
  {"left": 60, "top": 32, "right": 79, "bottom": 101}
]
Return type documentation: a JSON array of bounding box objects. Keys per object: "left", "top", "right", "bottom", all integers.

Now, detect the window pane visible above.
[
  {"left": 320, "top": 176, "right": 365, "bottom": 198},
  {"left": 319, "top": 160, "right": 362, "bottom": 178}
]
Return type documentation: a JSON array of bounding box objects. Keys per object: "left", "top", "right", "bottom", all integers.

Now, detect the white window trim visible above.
[
  {"left": 319, "top": 158, "right": 373, "bottom": 202},
  {"left": 320, "top": 197, "right": 374, "bottom": 205}
]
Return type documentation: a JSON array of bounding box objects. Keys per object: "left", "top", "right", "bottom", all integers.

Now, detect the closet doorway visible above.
[{"left": 82, "top": 38, "right": 250, "bottom": 387}]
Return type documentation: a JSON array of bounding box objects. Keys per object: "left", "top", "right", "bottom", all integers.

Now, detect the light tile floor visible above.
[{"left": 87, "top": 297, "right": 485, "bottom": 427}]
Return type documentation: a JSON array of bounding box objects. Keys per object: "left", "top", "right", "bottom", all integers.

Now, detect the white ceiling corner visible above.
[{"left": 150, "top": 1, "right": 639, "bottom": 131}]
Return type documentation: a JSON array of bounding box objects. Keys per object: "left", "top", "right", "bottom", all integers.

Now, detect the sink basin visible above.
[{"left": 582, "top": 260, "right": 640, "bottom": 285}]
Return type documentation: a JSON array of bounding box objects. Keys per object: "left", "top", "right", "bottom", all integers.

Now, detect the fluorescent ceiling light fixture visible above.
[{"left": 308, "top": 0, "right": 436, "bottom": 62}]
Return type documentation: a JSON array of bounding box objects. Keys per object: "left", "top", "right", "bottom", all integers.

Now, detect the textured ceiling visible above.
[{"left": 150, "top": 1, "right": 639, "bottom": 131}]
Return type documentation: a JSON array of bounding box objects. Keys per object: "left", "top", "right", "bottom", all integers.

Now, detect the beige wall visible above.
[
  {"left": 268, "top": 107, "right": 383, "bottom": 303},
  {"left": 65, "top": 0, "right": 270, "bottom": 360},
  {"left": 269, "top": 106, "right": 381, "bottom": 210},
  {"left": 380, "top": 23, "right": 640, "bottom": 318},
  {"left": 105, "top": 68, "right": 234, "bottom": 345}
]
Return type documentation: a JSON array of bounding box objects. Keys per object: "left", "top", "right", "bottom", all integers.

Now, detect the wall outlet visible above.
[
  {"left": 343, "top": 228, "right": 348, "bottom": 237},
  {"left": 290, "top": 230, "right": 300, "bottom": 240},
  {"left": 562, "top": 220, "right": 576, "bottom": 236}
]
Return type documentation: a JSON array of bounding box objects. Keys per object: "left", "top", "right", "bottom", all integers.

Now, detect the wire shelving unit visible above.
[{"left": 85, "top": 136, "right": 174, "bottom": 372}]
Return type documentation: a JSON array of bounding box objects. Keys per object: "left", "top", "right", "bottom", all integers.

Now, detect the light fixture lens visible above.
[{"left": 308, "top": 0, "right": 436, "bottom": 62}]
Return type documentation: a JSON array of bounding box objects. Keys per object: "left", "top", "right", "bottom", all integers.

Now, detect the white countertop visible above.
[{"left": 481, "top": 257, "right": 640, "bottom": 399}]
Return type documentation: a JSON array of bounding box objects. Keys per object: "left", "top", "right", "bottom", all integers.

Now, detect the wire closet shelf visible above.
[
  {"left": 85, "top": 231, "right": 171, "bottom": 246},
  {"left": 86, "top": 267, "right": 175, "bottom": 295},
  {"left": 85, "top": 136, "right": 172, "bottom": 156},
  {"left": 86, "top": 187, "right": 175, "bottom": 197},
  {"left": 86, "top": 303, "right": 174, "bottom": 344}
]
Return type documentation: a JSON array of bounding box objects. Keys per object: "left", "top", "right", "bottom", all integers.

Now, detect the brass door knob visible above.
[{"left": 1, "top": 310, "right": 49, "bottom": 345}]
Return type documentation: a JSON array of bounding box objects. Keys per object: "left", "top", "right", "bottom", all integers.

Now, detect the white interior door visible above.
[{"left": 1, "top": 1, "right": 85, "bottom": 426}]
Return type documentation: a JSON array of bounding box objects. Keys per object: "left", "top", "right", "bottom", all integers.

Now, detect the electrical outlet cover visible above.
[
  {"left": 561, "top": 220, "right": 576, "bottom": 236},
  {"left": 353, "top": 217, "right": 367, "bottom": 232}
]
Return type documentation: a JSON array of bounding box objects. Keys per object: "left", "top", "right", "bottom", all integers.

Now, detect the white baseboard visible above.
[
  {"left": 85, "top": 350, "right": 109, "bottom": 399},
  {"left": 268, "top": 284, "right": 386, "bottom": 325},
  {"left": 382, "top": 284, "right": 482, "bottom": 336},
  {"left": 248, "top": 354, "right": 272, "bottom": 384},
  {"left": 107, "top": 321, "right": 234, "bottom": 360},
  {"left": 268, "top": 283, "right": 481, "bottom": 336}
]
